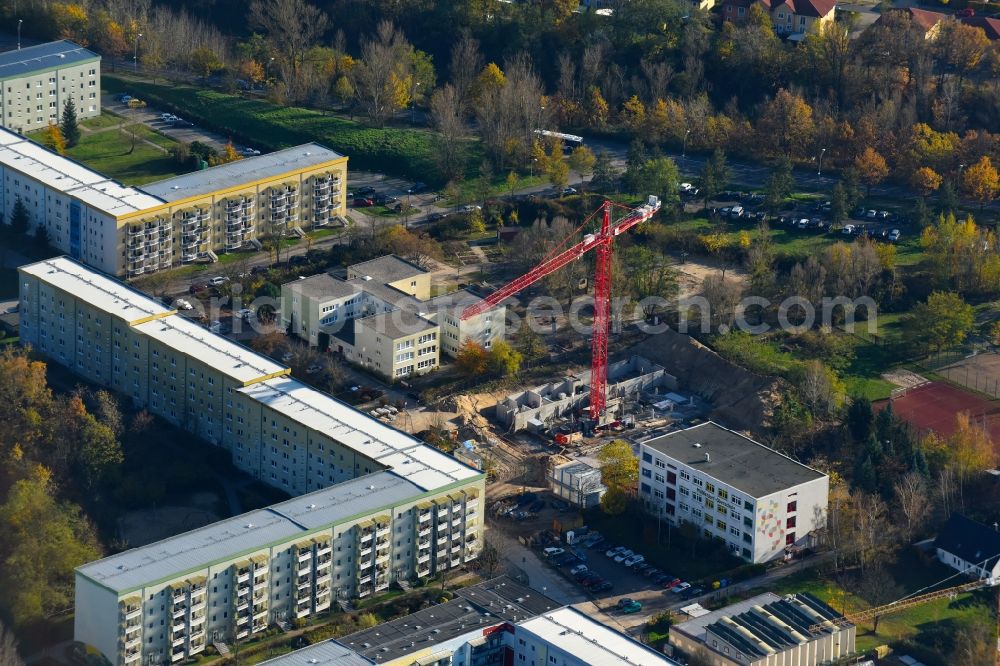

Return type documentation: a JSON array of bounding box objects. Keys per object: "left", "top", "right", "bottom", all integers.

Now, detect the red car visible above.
[
  {"left": 353, "top": 197, "right": 375, "bottom": 207},
  {"left": 957, "top": 7, "right": 975, "bottom": 16}
]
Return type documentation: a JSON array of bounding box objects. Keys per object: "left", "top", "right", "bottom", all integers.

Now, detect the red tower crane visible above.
[{"left": 460, "top": 196, "right": 662, "bottom": 419}]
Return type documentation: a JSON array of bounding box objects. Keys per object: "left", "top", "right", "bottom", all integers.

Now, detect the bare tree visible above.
[
  {"left": 953, "top": 621, "right": 996, "bottom": 666},
  {"left": 430, "top": 85, "right": 467, "bottom": 181},
  {"left": 853, "top": 492, "right": 896, "bottom": 574},
  {"left": 859, "top": 565, "right": 904, "bottom": 634},
  {"left": 450, "top": 31, "right": 483, "bottom": 113},
  {"left": 640, "top": 58, "right": 674, "bottom": 104},
  {"left": 0, "top": 620, "right": 22, "bottom": 666},
  {"left": 893, "top": 471, "right": 931, "bottom": 542},
  {"left": 354, "top": 21, "right": 411, "bottom": 126},
  {"left": 477, "top": 532, "right": 510, "bottom": 579},
  {"left": 475, "top": 55, "right": 547, "bottom": 167},
  {"left": 700, "top": 274, "right": 744, "bottom": 328},
  {"left": 249, "top": 0, "right": 329, "bottom": 89}
]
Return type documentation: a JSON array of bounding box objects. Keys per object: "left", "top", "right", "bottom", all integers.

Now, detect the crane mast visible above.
[{"left": 460, "top": 196, "right": 661, "bottom": 419}]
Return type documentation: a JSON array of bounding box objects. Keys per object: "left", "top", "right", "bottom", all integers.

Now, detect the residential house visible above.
[{"left": 935, "top": 513, "right": 1000, "bottom": 584}]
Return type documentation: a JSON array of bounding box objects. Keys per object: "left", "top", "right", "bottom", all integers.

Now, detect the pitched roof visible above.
[
  {"left": 765, "top": 0, "right": 836, "bottom": 18},
  {"left": 963, "top": 16, "right": 1000, "bottom": 40},
  {"left": 935, "top": 514, "right": 1000, "bottom": 569},
  {"left": 880, "top": 7, "right": 949, "bottom": 33}
]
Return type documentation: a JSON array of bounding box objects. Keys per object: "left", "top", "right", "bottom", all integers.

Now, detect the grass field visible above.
[
  {"left": 80, "top": 110, "right": 124, "bottom": 130},
  {"left": 104, "top": 74, "right": 473, "bottom": 184},
  {"left": 59, "top": 124, "right": 185, "bottom": 185}
]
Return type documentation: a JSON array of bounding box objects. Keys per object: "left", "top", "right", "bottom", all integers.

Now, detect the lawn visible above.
[
  {"left": 104, "top": 73, "right": 475, "bottom": 185},
  {"left": 81, "top": 110, "right": 124, "bottom": 130},
  {"left": 60, "top": 125, "right": 186, "bottom": 185}
]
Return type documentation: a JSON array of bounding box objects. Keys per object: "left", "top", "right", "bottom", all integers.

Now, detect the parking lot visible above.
[{"left": 702, "top": 190, "right": 911, "bottom": 243}]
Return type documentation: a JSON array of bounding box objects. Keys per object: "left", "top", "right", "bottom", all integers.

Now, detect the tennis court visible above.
[{"left": 877, "top": 381, "right": 1000, "bottom": 443}]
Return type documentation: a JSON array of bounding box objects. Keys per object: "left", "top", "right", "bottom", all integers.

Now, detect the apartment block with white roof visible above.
[{"left": 17, "top": 257, "right": 483, "bottom": 666}]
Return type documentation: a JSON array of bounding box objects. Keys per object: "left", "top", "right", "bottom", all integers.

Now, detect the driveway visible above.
[{"left": 102, "top": 94, "right": 231, "bottom": 149}]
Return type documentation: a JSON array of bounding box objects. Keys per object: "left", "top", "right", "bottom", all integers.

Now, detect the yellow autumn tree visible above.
[
  {"left": 40, "top": 123, "right": 67, "bottom": 156},
  {"left": 911, "top": 166, "right": 943, "bottom": 196},
  {"left": 51, "top": 2, "right": 90, "bottom": 44},
  {"left": 239, "top": 59, "right": 266, "bottom": 87},
  {"left": 620, "top": 96, "right": 646, "bottom": 132},
  {"left": 962, "top": 155, "right": 999, "bottom": 209},
  {"left": 586, "top": 86, "right": 609, "bottom": 127},
  {"left": 854, "top": 147, "right": 889, "bottom": 197}
]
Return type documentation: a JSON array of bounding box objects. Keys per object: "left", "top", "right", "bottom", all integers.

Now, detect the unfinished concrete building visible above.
[{"left": 496, "top": 355, "right": 677, "bottom": 431}]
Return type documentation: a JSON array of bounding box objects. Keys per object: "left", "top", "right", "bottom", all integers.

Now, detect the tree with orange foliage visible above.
[
  {"left": 854, "top": 147, "right": 889, "bottom": 197},
  {"left": 455, "top": 339, "right": 489, "bottom": 376},
  {"left": 51, "top": 2, "right": 90, "bottom": 44},
  {"left": 40, "top": 123, "right": 67, "bottom": 156},
  {"left": 239, "top": 59, "right": 266, "bottom": 88},
  {"left": 911, "top": 166, "right": 942, "bottom": 196}
]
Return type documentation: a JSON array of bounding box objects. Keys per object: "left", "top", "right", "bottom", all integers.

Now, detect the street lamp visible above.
[
  {"left": 17, "top": 19, "right": 23, "bottom": 51},
  {"left": 133, "top": 33, "right": 142, "bottom": 73},
  {"left": 265, "top": 57, "right": 275, "bottom": 84},
  {"left": 817, "top": 147, "right": 827, "bottom": 176},
  {"left": 411, "top": 82, "right": 421, "bottom": 122},
  {"left": 682, "top": 128, "right": 691, "bottom": 159}
]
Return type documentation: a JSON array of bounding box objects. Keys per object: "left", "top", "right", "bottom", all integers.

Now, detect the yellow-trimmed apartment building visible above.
[{"left": 0, "top": 126, "right": 346, "bottom": 278}]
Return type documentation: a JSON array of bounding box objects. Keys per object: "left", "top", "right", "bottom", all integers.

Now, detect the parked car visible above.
[
  {"left": 618, "top": 598, "right": 642, "bottom": 614},
  {"left": 888, "top": 229, "right": 901, "bottom": 242},
  {"left": 305, "top": 364, "right": 323, "bottom": 374},
  {"left": 590, "top": 581, "right": 613, "bottom": 592},
  {"left": 118, "top": 94, "right": 133, "bottom": 104},
  {"left": 569, "top": 564, "right": 588, "bottom": 576},
  {"left": 681, "top": 586, "right": 705, "bottom": 600},
  {"left": 240, "top": 147, "right": 262, "bottom": 157},
  {"left": 460, "top": 204, "right": 482, "bottom": 213},
  {"left": 842, "top": 224, "right": 855, "bottom": 235},
  {"left": 353, "top": 197, "right": 375, "bottom": 207},
  {"left": 561, "top": 187, "right": 578, "bottom": 196},
  {"left": 671, "top": 582, "right": 692, "bottom": 595},
  {"left": 729, "top": 205, "right": 744, "bottom": 218},
  {"left": 623, "top": 554, "right": 645, "bottom": 567},
  {"left": 957, "top": 7, "right": 975, "bottom": 17},
  {"left": 543, "top": 547, "right": 565, "bottom": 558},
  {"left": 651, "top": 573, "right": 669, "bottom": 585},
  {"left": 636, "top": 564, "right": 656, "bottom": 576},
  {"left": 664, "top": 578, "right": 684, "bottom": 590},
  {"left": 425, "top": 212, "right": 446, "bottom": 222},
  {"left": 605, "top": 546, "right": 626, "bottom": 558},
  {"left": 189, "top": 283, "right": 207, "bottom": 294},
  {"left": 865, "top": 209, "right": 877, "bottom": 219},
  {"left": 613, "top": 549, "right": 634, "bottom": 563},
  {"left": 208, "top": 276, "right": 229, "bottom": 286},
  {"left": 174, "top": 298, "right": 193, "bottom": 310},
  {"left": 236, "top": 308, "right": 255, "bottom": 320},
  {"left": 407, "top": 182, "right": 427, "bottom": 194},
  {"left": 373, "top": 193, "right": 398, "bottom": 205}
]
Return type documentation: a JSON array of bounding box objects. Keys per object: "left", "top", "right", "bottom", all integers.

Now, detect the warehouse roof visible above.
[
  {"left": 0, "top": 129, "right": 164, "bottom": 216},
  {"left": 19, "top": 257, "right": 173, "bottom": 324},
  {"left": 516, "top": 607, "right": 682, "bottom": 666},
  {"left": 673, "top": 592, "right": 849, "bottom": 658},
  {"left": 239, "top": 377, "right": 480, "bottom": 491},
  {"left": 77, "top": 472, "right": 421, "bottom": 593},
  {"left": 133, "top": 315, "right": 288, "bottom": 386},
  {"left": 0, "top": 40, "right": 99, "bottom": 80},
  {"left": 142, "top": 143, "right": 342, "bottom": 201},
  {"left": 642, "top": 422, "right": 826, "bottom": 497},
  {"left": 341, "top": 577, "right": 558, "bottom": 663}
]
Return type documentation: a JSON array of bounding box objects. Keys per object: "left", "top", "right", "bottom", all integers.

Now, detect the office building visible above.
[
  {"left": 639, "top": 422, "right": 829, "bottom": 563},
  {"left": 281, "top": 256, "right": 504, "bottom": 381},
  {"left": 669, "top": 592, "right": 856, "bottom": 666},
  {"left": 259, "top": 578, "right": 682, "bottom": 666},
  {"left": 0, "top": 40, "right": 100, "bottom": 133},
  {"left": 17, "top": 257, "right": 483, "bottom": 666},
  {"left": 0, "top": 127, "right": 347, "bottom": 277}
]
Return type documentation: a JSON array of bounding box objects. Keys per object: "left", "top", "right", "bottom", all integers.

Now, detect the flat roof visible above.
[
  {"left": 341, "top": 577, "right": 559, "bottom": 663},
  {"left": 283, "top": 273, "right": 359, "bottom": 300},
  {"left": 77, "top": 471, "right": 416, "bottom": 593},
  {"left": 133, "top": 315, "right": 288, "bottom": 386},
  {"left": 642, "top": 422, "right": 826, "bottom": 497},
  {"left": 0, "top": 40, "right": 99, "bottom": 80},
  {"left": 257, "top": 641, "right": 374, "bottom": 666},
  {"left": 347, "top": 255, "right": 428, "bottom": 283},
  {"left": 19, "top": 257, "right": 173, "bottom": 324},
  {"left": 142, "top": 143, "right": 342, "bottom": 202},
  {"left": 517, "top": 607, "right": 682, "bottom": 666},
  {"left": 0, "top": 128, "right": 164, "bottom": 216},
  {"left": 346, "top": 277, "right": 422, "bottom": 311},
  {"left": 239, "top": 377, "right": 480, "bottom": 491},
  {"left": 355, "top": 309, "right": 437, "bottom": 339}
]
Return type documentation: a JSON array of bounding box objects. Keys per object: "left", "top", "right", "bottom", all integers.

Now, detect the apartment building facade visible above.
[
  {"left": 639, "top": 422, "right": 829, "bottom": 563},
  {"left": 17, "top": 257, "right": 484, "bottom": 666},
  {"left": 0, "top": 40, "right": 100, "bottom": 133},
  {"left": 0, "top": 127, "right": 347, "bottom": 277}
]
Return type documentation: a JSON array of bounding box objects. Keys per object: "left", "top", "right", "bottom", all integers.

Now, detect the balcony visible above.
[
  {"left": 190, "top": 599, "right": 206, "bottom": 613},
  {"left": 451, "top": 516, "right": 462, "bottom": 528},
  {"left": 237, "top": 599, "right": 249, "bottom": 612},
  {"left": 316, "top": 544, "right": 332, "bottom": 558},
  {"left": 123, "top": 650, "right": 141, "bottom": 664},
  {"left": 418, "top": 526, "right": 432, "bottom": 538},
  {"left": 236, "top": 629, "right": 249, "bottom": 640},
  {"left": 172, "top": 635, "right": 185, "bottom": 648},
  {"left": 418, "top": 511, "right": 432, "bottom": 523},
  {"left": 189, "top": 642, "right": 205, "bottom": 656},
  {"left": 172, "top": 605, "right": 187, "bottom": 619},
  {"left": 437, "top": 509, "right": 449, "bottom": 520},
  {"left": 172, "top": 620, "right": 186, "bottom": 634},
  {"left": 170, "top": 650, "right": 185, "bottom": 663},
  {"left": 315, "top": 572, "right": 331, "bottom": 586},
  {"left": 252, "top": 607, "right": 268, "bottom": 621},
  {"left": 253, "top": 579, "right": 268, "bottom": 592},
  {"left": 190, "top": 614, "right": 206, "bottom": 629},
  {"left": 437, "top": 534, "right": 449, "bottom": 546},
  {"left": 172, "top": 590, "right": 186, "bottom": 602},
  {"left": 315, "top": 598, "right": 331, "bottom": 612},
  {"left": 298, "top": 549, "right": 312, "bottom": 563},
  {"left": 376, "top": 525, "right": 391, "bottom": 538},
  {"left": 122, "top": 606, "right": 142, "bottom": 622},
  {"left": 359, "top": 545, "right": 373, "bottom": 559},
  {"left": 298, "top": 563, "right": 312, "bottom": 576},
  {"left": 124, "top": 634, "right": 141, "bottom": 649},
  {"left": 374, "top": 580, "right": 389, "bottom": 592},
  {"left": 360, "top": 531, "right": 374, "bottom": 543},
  {"left": 418, "top": 553, "right": 431, "bottom": 564},
  {"left": 297, "top": 578, "right": 311, "bottom": 591},
  {"left": 358, "top": 574, "right": 372, "bottom": 585},
  {"left": 236, "top": 613, "right": 250, "bottom": 625}
]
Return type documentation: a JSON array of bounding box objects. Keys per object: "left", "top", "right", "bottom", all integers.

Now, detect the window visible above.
[
  {"left": 641, "top": 483, "right": 651, "bottom": 494},
  {"left": 786, "top": 516, "right": 796, "bottom": 529},
  {"left": 642, "top": 469, "right": 652, "bottom": 478},
  {"left": 653, "top": 489, "right": 664, "bottom": 499},
  {"left": 680, "top": 470, "right": 691, "bottom": 480},
  {"left": 666, "top": 471, "right": 677, "bottom": 485},
  {"left": 705, "top": 498, "right": 714, "bottom": 510},
  {"left": 786, "top": 532, "right": 796, "bottom": 545},
  {"left": 654, "top": 458, "right": 666, "bottom": 469},
  {"left": 718, "top": 489, "right": 728, "bottom": 500},
  {"left": 705, "top": 482, "right": 715, "bottom": 493},
  {"left": 642, "top": 452, "right": 652, "bottom": 463},
  {"left": 654, "top": 473, "right": 664, "bottom": 483},
  {"left": 787, "top": 500, "right": 797, "bottom": 513}
]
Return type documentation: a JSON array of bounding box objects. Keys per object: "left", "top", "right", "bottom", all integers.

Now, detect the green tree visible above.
[
  {"left": 764, "top": 159, "right": 794, "bottom": 213},
  {"left": 905, "top": 291, "right": 975, "bottom": 352},
  {"left": 488, "top": 340, "right": 522, "bottom": 377},
  {"left": 846, "top": 397, "right": 874, "bottom": 442},
  {"left": 9, "top": 196, "right": 29, "bottom": 235},
  {"left": 699, "top": 149, "right": 730, "bottom": 208},
  {"left": 635, "top": 157, "right": 680, "bottom": 207},
  {"left": 190, "top": 47, "right": 224, "bottom": 80},
  {"left": 830, "top": 183, "right": 848, "bottom": 227},
  {"left": 590, "top": 150, "right": 618, "bottom": 192},
  {"left": 597, "top": 439, "right": 638, "bottom": 500},
  {"left": 513, "top": 325, "right": 547, "bottom": 363},
  {"left": 0, "top": 465, "right": 101, "bottom": 625},
  {"left": 568, "top": 145, "right": 596, "bottom": 178},
  {"left": 60, "top": 99, "right": 80, "bottom": 147}
]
